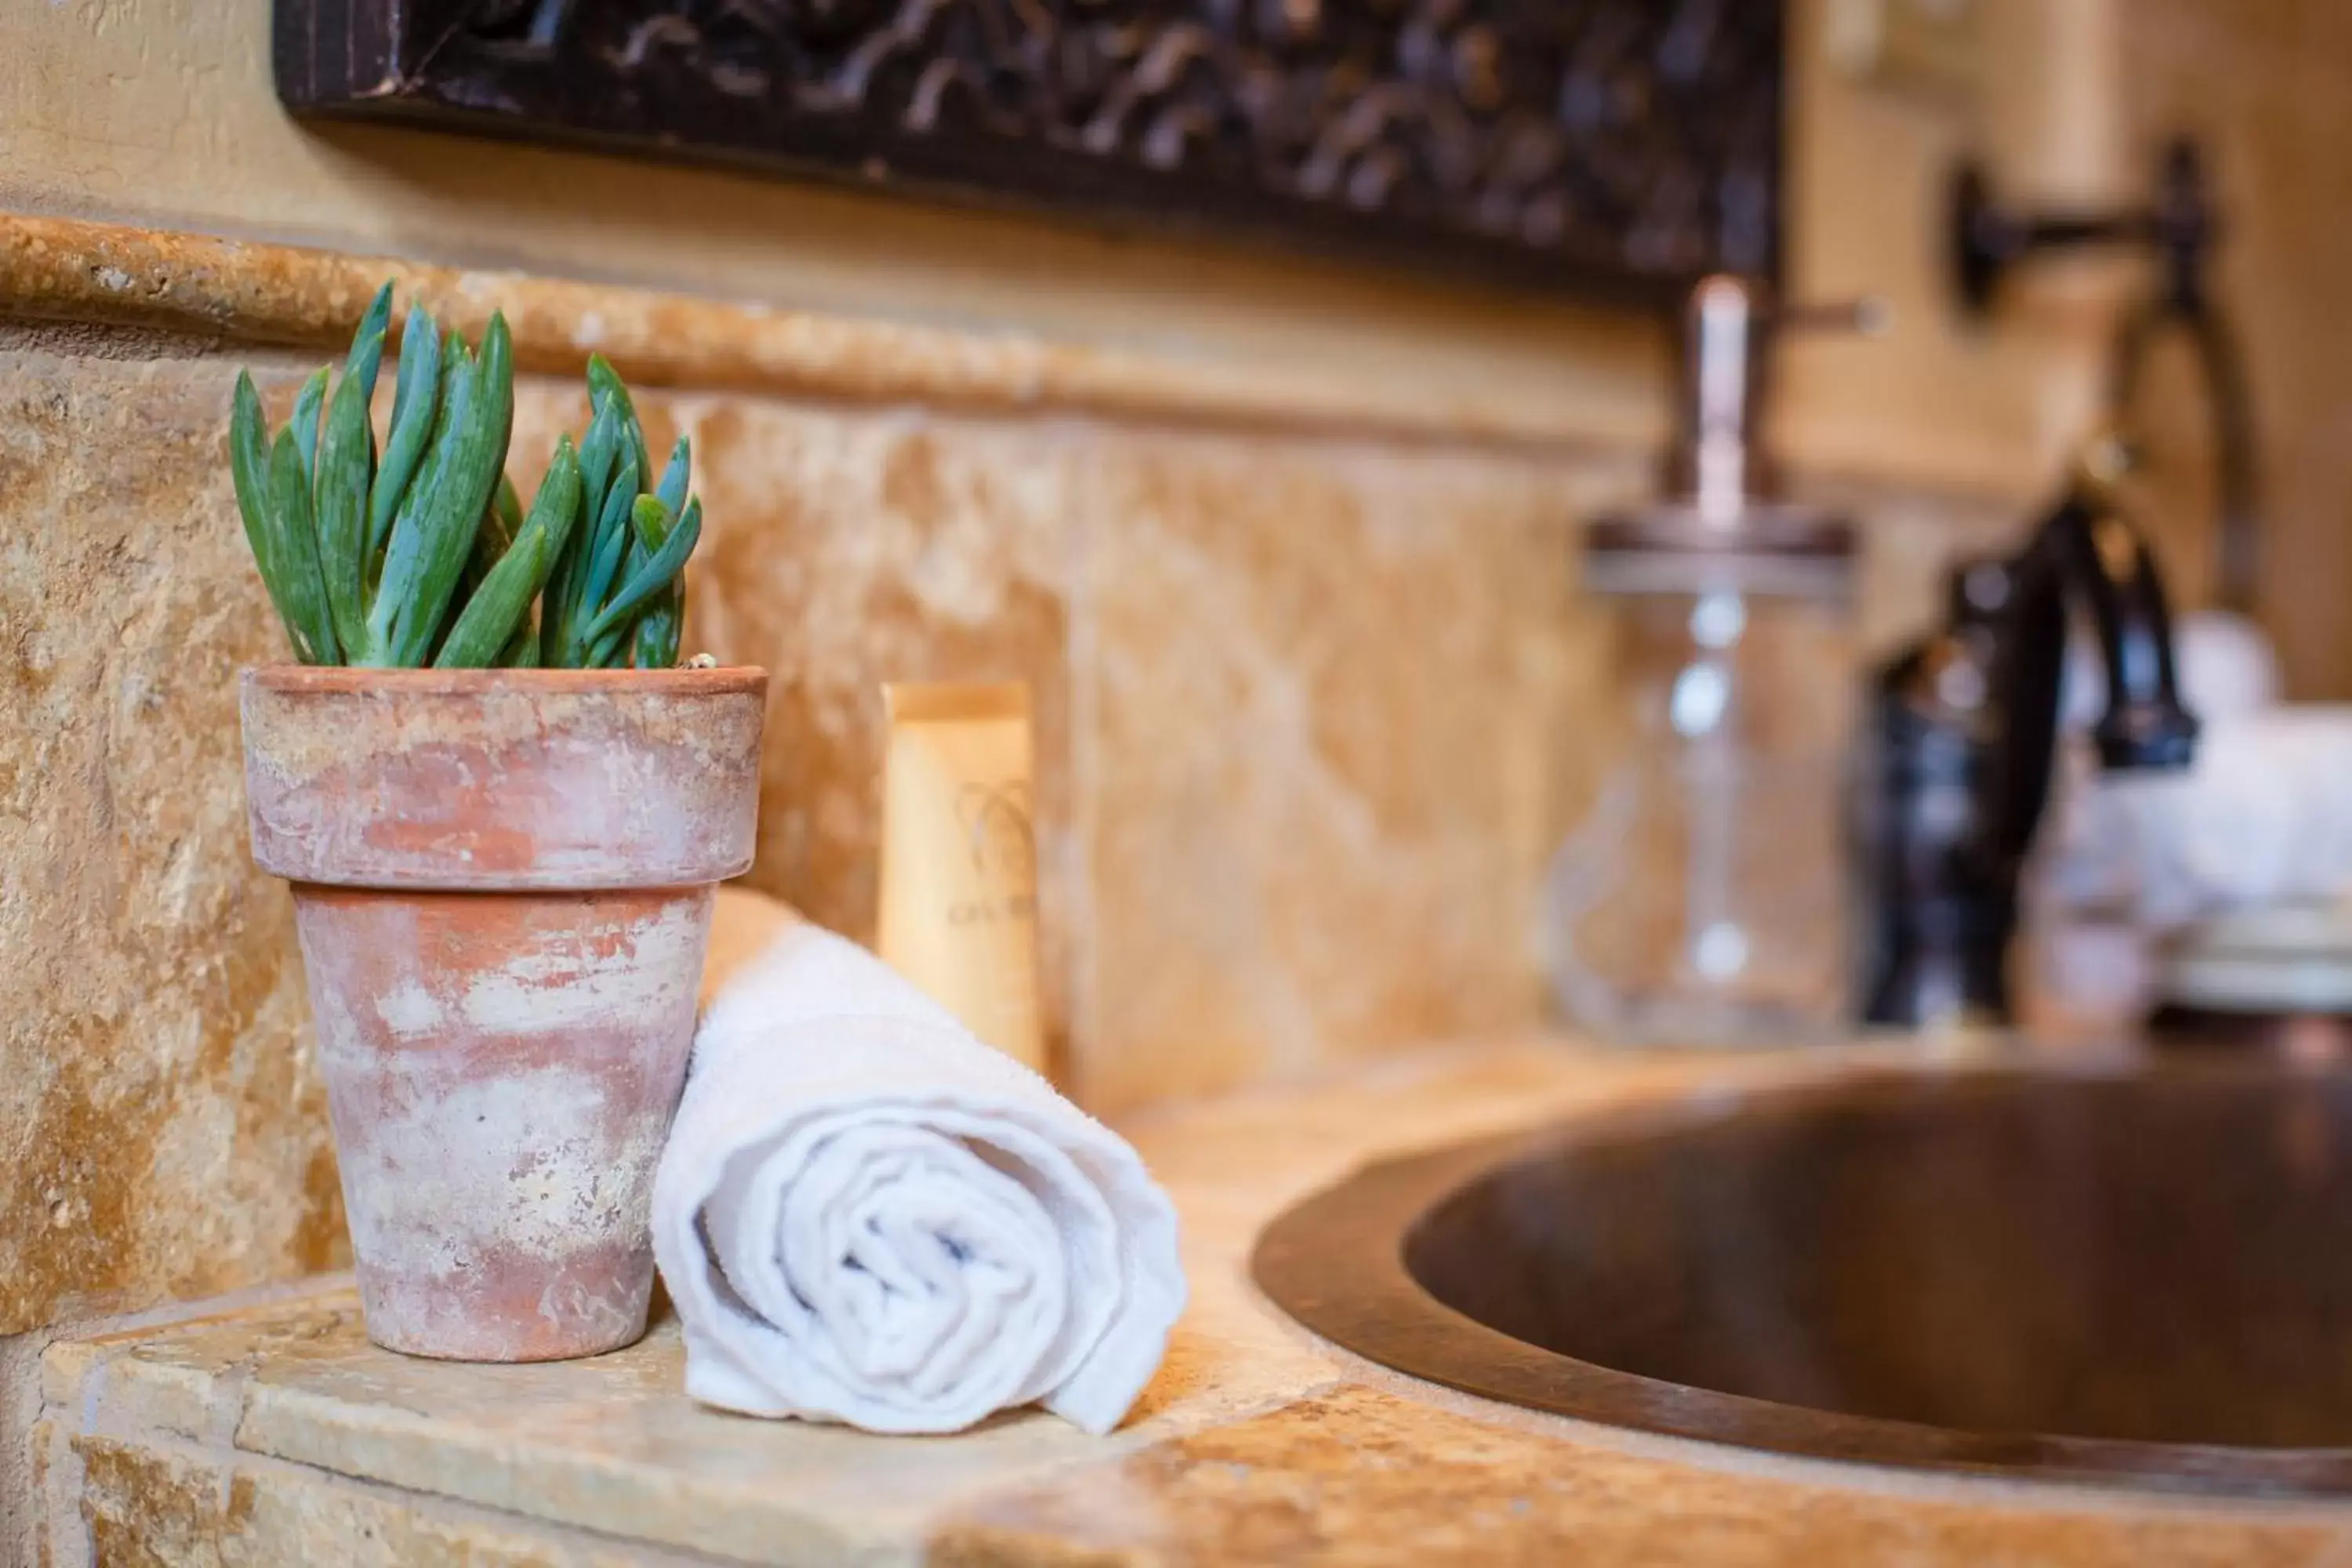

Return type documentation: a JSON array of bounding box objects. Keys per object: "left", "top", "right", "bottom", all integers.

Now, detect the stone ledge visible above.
[
  {"left": 930, "top": 1383, "right": 2352, "bottom": 1567},
  {"left": 39, "top": 1041, "right": 2352, "bottom": 1565},
  {"left": 19, "top": 1040, "right": 1696, "bottom": 1563},
  {"left": 0, "top": 214, "right": 1618, "bottom": 457},
  {"left": 39, "top": 1290, "right": 1171, "bottom": 1564},
  {"left": 67, "top": 1428, "right": 731, "bottom": 1567}
]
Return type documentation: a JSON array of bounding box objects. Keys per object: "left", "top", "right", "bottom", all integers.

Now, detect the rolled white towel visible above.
[{"left": 652, "top": 913, "right": 1185, "bottom": 1436}]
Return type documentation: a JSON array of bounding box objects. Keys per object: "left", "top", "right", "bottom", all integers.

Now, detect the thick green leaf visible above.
[
  {"left": 265, "top": 427, "right": 339, "bottom": 664},
  {"left": 630, "top": 456, "right": 684, "bottom": 670},
  {"left": 587, "top": 494, "right": 662, "bottom": 669},
  {"left": 496, "top": 618, "right": 539, "bottom": 667},
  {"left": 493, "top": 472, "right": 524, "bottom": 536},
  {"left": 228, "top": 372, "right": 278, "bottom": 597},
  {"left": 586, "top": 622, "right": 629, "bottom": 668},
  {"left": 223, "top": 286, "right": 697, "bottom": 673},
  {"left": 368, "top": 336, "right": 478, "bottom": 663},
  {"left": 460, "top": 441, "right": 583, "bottom": 670},
  {"left": 586, "top": 354, "right": 626, "bottom": 411},
  {"left": 631, "top": 596, "right": 682, "bottom": 670},
  {"left": 577, "top": 400, "right": 620, "bottom": 514},
  {"left": 586, "top": 354, "right": 640, "bottom": 432},
  {"left": 540, "top": 540, "right": 583, "bottom": 667},
  {"left": 581, "top": 496, "right": 701, "bottom": 650},
  {"left": 621, "top": 494, "right": 682, "bottom": 665},
  {"left": 524, "top": 438, "right": 586, "bottom": 571},
  {"left": 577, "top": 462, "right": 639, "bottom": 615},
  {"left": 563, "top": 453, "right": 639, "bottom": 665},
  {"left": 313, "top": 332, "right": 383, "bottom": 659},
  {"left": 369, "top": 303, "right": 441, "bottom": 564},
  {"left": 465, "top": 471, "right": 524, "bottom": 595},
  {"left": 289, "top": 367, "right": 329, "bottom": 488},
  {"left": 543, "top": 404, "right": 620, "bottom": 665},
  {"left": 627, "top": 480, "right": 673, "bottom": 563},
  {"left": 346, "top": 281, "right": 394, "bottom": 406},
  {"left": 653, "top": 435, "right": 690, "bottom": 519},
  {"left": 623, "top": 415, "right": 651, "bottom": 510},
  {"left": 376, "top": 314, "right": 514, "bottom": 666},
  {"left": 480, "top": 434, "right": 581, "bottom": 648},
  {"left": 477, "top": 316, "right": 516, "bottom": 530},
  {"left": 432, "top": 526, "right": 549, "bottom": 669},
  {"left": 587, "top": 354, "right": 650, "bottom": 490}
]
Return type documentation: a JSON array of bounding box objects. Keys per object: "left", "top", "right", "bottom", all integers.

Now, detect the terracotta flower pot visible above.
[{"left": 240, "top": 666, "right": 767, "bottom": 1362}]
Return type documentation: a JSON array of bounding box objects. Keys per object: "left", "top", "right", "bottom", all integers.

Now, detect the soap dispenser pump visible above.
[
  {"left": 1545, "top": 275, "right": 1882, "bottom": 1047},
  {"left": 1585, "top": 275, "right": 1884, "bottom": 597}
]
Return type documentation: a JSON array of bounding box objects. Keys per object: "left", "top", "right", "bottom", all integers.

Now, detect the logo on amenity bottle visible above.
[{"left": 949, "top": 782, "right": 1037, "bottom": 924}]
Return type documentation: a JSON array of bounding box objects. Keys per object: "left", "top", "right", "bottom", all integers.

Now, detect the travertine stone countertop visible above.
[{"left": 32, "top": 1041, "right": 2352, "bottom": 1565}]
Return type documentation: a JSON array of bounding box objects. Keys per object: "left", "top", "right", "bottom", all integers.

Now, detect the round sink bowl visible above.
[{"left": 1252, "top": 1059, "right": 2352, "bottom": 1496}]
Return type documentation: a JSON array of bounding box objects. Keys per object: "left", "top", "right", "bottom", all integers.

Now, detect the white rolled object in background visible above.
[
  {"left": 2042, "top": 608, "right": 2319, "bottom": 927},
  {"left": 2032, "top": 611, "right": 2352, "bottom": 1029}
]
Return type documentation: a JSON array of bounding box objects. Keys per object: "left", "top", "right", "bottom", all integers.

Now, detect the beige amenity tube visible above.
[{"left": 877, "top": 681, "right": 1047, "bottom": 1076}]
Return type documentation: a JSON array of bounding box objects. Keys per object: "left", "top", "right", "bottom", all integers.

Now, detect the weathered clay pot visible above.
[{"left": 240, "top": 666, "right": 767, "bottom": 1362}]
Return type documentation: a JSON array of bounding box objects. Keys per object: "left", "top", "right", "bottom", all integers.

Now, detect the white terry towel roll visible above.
[{"left": 652, "top": 902, "right": 1186, "bottom": 1436}]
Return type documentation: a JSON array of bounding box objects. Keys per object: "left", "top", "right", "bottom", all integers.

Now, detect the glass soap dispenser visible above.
[{"left": 1544, "top": 276, "right": 1881, "bottom": 1047}]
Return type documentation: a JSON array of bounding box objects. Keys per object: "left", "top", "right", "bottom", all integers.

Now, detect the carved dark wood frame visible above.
[{"left": 275, "top": 0, "right": 1784, "bottom": 305}]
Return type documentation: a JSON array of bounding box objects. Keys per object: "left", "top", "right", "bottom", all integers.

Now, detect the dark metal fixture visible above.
[
  {"left": 1860, "top": 437, "right": 2198, "bottom": 1029},
  {"left": 1950, "top": 138, "right": 2259, "bottom": 612},
  {"left": 1854, "top": 554, "right": 2013, "bottom": 1028}
]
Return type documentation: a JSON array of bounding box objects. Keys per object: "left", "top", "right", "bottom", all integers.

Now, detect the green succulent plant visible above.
[{"left": 229, "top": 281, "right": 701, "bottom": 670}]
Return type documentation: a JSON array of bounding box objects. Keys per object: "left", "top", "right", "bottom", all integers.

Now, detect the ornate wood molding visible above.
[{"left": 275, "top": 0, "right": 1782, "bottom": 303}]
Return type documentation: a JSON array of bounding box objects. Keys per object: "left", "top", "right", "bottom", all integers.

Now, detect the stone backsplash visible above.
[{"left": 0, "top": 216, "right": 2011, "bottom": 1344}]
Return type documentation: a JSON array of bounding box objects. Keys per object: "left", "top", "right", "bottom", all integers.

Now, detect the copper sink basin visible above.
[{"left": 1252, "top": 1059, "right": 2352, "bottom": 1497}]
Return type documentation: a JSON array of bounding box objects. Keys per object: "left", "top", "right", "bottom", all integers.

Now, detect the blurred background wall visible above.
[{"left": 4, "top": 0, "right": 2350, "bottom": 1369}]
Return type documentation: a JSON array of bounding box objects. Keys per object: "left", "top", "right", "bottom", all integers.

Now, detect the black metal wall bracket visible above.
[
  {"left": 1949, "top": 138, "right": 2216, "bottom": 317},
  {"left": 1948, "top": 137, "right": 2258, "bottom": 614}
]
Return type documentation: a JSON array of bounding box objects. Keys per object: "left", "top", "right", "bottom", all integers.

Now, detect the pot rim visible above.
[
  {"left": 241, "top": 662, "right": 767, "bottom": 890},
  {"left": 243, "top": 663, "right": 766, "bottom": 699}
]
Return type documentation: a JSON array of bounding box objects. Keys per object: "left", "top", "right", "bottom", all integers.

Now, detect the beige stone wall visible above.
[
  {"left": 9, "top": 0, "right": 2352, "bottom": 1404},
  {"left": 0, "top": 0, "right": 1661, "bottom": 463},
  {"left": 2117, "top": 0, "right": 2352, "bottom": 697},
  {"left": 1, "top": 341, "right": 342, "bottom": 1344},
  {"left": 0, "top": 220, "right": 2016, "bottom": 1367},
  {"left": 1, "top": 0, "right": 2135, "bottom": 506},
  {"left": 0, "top": 245, "right": 1605, "bottom": 1341},
  {"left": 1779, "top": 0, "right": 2121, "bottom": 494}
]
